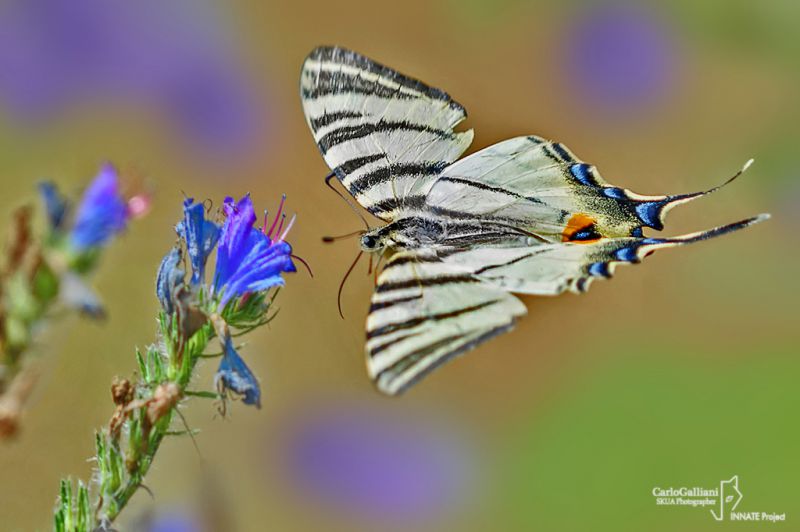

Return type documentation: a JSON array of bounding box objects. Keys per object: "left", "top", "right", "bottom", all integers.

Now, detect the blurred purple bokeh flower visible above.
[
  {"left": 69, "top": 164, "right": 129, "bottom": 250},
  {"left": 563, "top": 3, "right": 676, "bottom": 113},
  {"left": 282, "top": 403, "right": 475, "bottom": 524},
  {"left": 0, "top": 0, "right": 261, "bottom": 158},
  {"left": 148, "top": 511, "right": 202, "bottom": 532}
]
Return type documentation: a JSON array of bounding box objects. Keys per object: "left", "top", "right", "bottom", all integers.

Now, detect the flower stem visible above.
[{"left": 55, "top": 193, "right": 295, "bottom": 531}]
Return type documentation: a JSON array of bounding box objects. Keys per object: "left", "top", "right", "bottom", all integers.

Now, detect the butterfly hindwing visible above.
[
  {"left": 439, "top": 214, "right": 768, "bottom": 296},
  {"left": 367, "top": 249, "right": 526, "bottom": 395},
  {"left": 366, "top": 215, "right": 767, "bottom": 394},
  {"left": 300, "top": 46, "right": 473, "bottom": 221},
  {"left": 426, "top": 136, "right": 738, "bottom": 243}
]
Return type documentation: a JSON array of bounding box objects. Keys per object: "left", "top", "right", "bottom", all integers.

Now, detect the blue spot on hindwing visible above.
[
  {"left": 634, "top": 200, "right": 667, "bottom": 230},
  {"left": 569, "top": 163, "right": 597, "bottom": 187},
  {"left": 588, "top": 262, "right": 611, "bottom": 277},
  {"left": 602, "top": 187, "right": 626, "bottom": 199},
  {"left": 614, "top": 245, "right": 640, "bottom": 262},
  {"left": 630, "top": 227, "right": 643, "bottom": 237}
]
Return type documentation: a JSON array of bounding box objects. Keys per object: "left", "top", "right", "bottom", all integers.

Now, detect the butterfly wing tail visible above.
[{"left": 441, "top": 214, "right": 770, "bottom": 297}]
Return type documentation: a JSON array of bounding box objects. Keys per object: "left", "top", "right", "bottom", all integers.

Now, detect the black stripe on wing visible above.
[
  {"left": 374, "top": 273, "right": 477, "bottom": 294},
  {"left": 347, "top": 161, "right": 449, "bottom": 196},
  {"left": 369, "top": 294, "right": 423, "bottom": 313},
  {"left": 333, "top": 154, "right": 385, "bottom": 178},
  {"left": 309, "top": 110, "right": 363, "bottom": 132},
  {"left": 367, "top": 299, "right": 500, "bottom": 340},
  {"left": 317, "top": 120, "right": 456, "bottom": 155},
  {"left": 367, "top": 195, "right": 427, "bottom": 216},
  {"left": 305, "top": 46, "right": 464, "bottom": 109},
  {"left": 373, "top": 322, "right": 516, "bottom": 395},
  {"left": 302, "top": 69, "right": 423, "bottom": 100}
]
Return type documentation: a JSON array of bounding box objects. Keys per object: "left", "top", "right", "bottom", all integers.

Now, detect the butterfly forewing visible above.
[
  {"left": 426, "top": 136, "right": 736, "bottom": 243},
  {"left": 300, "top": 46, "right": 473, "bottom": 220}
]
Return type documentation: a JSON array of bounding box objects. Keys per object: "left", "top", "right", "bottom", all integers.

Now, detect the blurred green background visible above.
[{"left": 0, "top": 0, "right": 796, "bottom": 530}]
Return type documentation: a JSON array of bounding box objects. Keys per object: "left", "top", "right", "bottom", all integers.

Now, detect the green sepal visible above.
[
  {"left": 55, "top": 478, "right": 72, "bottom": 532},
  {"left": 135, "top": 348, "right": 148, "bottom": 383},
  {"left": 76, "top": 482, "right": 91, "bottom": 531},
  {"left": 31, "top": 261, "right": 60, "bottom": 304},
  {"left": 67, "top": 247, "right": 101, "bottom": 275},
  {"left": 146, "top": 346, "right": 164, "bottom": 383}
]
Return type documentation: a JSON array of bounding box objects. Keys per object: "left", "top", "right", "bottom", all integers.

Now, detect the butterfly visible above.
[{"left": 300, "top": 46, "right": 769, "bottom": 395}]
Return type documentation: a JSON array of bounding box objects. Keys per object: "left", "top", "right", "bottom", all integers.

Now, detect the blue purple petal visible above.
[
  {"left": 215, "top": 335, "right": 260, "bottom": 408},
  {"left": 213, "top": 195, "right": 295, "bottom": 306},
  {"left": 156, "top": 247, "right": 185, "bottom": 315},
  {"left": 176, "top": 199, "right": 220, "bottom": 285},
  {"left": 37, "top": 181, "right": 69, "bottom": 230},
  {"left": 69, "top": 163, "right": 128, "bottom": 250}
]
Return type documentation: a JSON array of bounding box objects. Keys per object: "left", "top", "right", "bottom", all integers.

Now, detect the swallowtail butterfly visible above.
[{"left": 300, "top": 46, "right": 769, "bottom": 395}]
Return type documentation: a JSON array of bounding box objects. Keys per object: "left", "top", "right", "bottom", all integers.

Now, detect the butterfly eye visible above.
[{"left": 361, "top": 234, "right": 379, "bottom": 250}]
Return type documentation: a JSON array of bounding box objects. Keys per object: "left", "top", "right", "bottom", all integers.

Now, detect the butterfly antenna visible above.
[
  {"left": 322, "top": 229, "right": 366, "bottom": 243},
  {"left": 290, "top": 253, "right": 314, "bottom": 278},
  {"left": 325, "top": 172, "right": 370, "bottom": 232},
  {"left": 337, "top": 250, "right": 363, "bottom": 319}
]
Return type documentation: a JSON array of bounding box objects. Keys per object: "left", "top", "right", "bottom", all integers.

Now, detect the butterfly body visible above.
[
  {"left": 360, "top": 213, "right": 536, "bottom": 254},
  {"left": 301, "top": 46, "right": 768, "bottom": 395}
]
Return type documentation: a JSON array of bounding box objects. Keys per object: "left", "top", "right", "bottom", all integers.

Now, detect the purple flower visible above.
[
  {"left": 148, "top": 511, "right": 202, "bottom": 532},
  {"left": 562, "top": 3, "right": 676, "bottom": 113},
  {"left": 176, "top": 199, "right": 220, "bottom": 285},
  {"left": 215, "top": 332, "right": 260, "bottom": 407},
  {"left": 69, "top": 164, "right": 129, "bottom": 250},
  {"left": 0, "top": 0, "right": 262, "bottom": 159},
  {"left": 282, "top": 403, "right": 475, "bottom": 524},
  {"left": 212, "top": 195, "right": 295, "bottom": 307}
]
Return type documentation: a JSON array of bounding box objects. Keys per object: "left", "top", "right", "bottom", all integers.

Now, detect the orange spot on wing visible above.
[{"left": 562, "top": 213, "right": 600, "bottom": 243}]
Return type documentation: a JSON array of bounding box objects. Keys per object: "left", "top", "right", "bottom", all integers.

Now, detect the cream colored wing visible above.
[{"left": 367, "top": 249, "right": 526, "bottom": 395}]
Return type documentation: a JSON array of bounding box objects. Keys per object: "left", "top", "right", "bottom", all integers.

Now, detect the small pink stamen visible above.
[
  {"left": 276, "top": 213, "right": 286, "bottom": 237},
  {"left": 262, "top": 209, "right": 269, "bottom": 233},
  {"left": 266, "top": 194, "right": 286, "bottom": 238},
  {"left": 279, "top": 214, "right": 296, "bottom": 242}
]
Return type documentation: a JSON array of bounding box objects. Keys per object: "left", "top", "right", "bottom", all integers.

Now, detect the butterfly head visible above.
[{"left": 359, "top": 230, "right": 387, "bottom": 253}]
